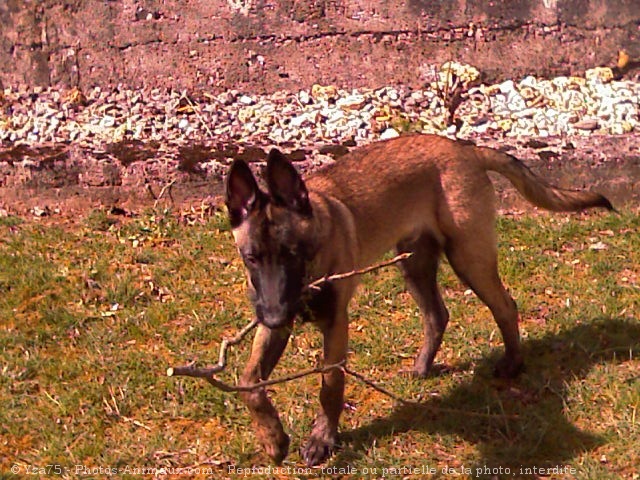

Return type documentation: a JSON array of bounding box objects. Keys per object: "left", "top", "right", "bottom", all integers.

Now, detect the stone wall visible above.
[{"left": 1, "top": 0, "right": 639, "bottom": 93}]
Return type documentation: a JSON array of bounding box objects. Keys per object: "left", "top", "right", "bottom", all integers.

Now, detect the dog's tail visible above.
[{"left": 476, "top": 147, "right": 614, "bottom": 212}]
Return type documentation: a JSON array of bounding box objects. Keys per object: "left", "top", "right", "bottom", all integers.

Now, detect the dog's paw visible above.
[
  {"left": 400, "top": 363, "right": 449, "bottom": 378},
  {"left": 399, "top": 367, "right": 429, "bottom": 378},
  {"left": 493, "top": 356, "right": 524, "bottom": 379},
  {"left": 301, "top": 436, "right": 334, "bottom": 466},
  {"left": 256, "top": 426, "right": 290, "bottom": 465}
]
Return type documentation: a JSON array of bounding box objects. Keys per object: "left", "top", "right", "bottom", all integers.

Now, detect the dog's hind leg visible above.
[
  {"left": 238, "top": 323, "right": 291, "bottom": 464},
  {"left": 444, "top": 236, "right": 523, "bottom": 378},
  {"left": 396, "top": 232, "right": 449, "bottom": 377}
]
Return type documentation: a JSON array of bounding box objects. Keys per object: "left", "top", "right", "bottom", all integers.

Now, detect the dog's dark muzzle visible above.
[
  {"left": 251, "top": 259, "right": 305, "bottom": 329},
  {"left": 257, "top": 305, "right": 296, "bottom": 329}
]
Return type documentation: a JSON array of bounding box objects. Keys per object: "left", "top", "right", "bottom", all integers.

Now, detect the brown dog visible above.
[{"left": 224, "top": 134, "right": 612, "bottom": 466}]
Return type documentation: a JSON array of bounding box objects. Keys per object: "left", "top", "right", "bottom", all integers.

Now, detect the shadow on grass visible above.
[{"left": 333, "top": 316, "right": 639, "bottom": 474}]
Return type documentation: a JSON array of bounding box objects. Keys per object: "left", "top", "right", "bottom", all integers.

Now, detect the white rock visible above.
[
  {"left": 337, "top": 94, "right": 367, "bottom": 110},
  {"left": 326, "top": 109, "right": 345, "bottom": 124},
  {"left": 545, "top": 108, "right": 560, "bottom": 119},
  {"left": 32, "top": 206, "right": 49, "bottom": 217},
  {"left": 562, "top": 90, "right": 587, "bottom": 111},
  {"left": 613, "top": 101, "right": 636, "bottom": 121},
  {"left": 574, "top": 118, "right": 599, "bottom": 130},
  {"left": 379, "top": 128, "right": 399, "bottom": 140},
  {"left": 585, "top": 67, "right": 614, "bottom": 84},
  {"left": 590, "top": 83, "right": 614, "bottom": 99},
  {"left": 410, "top": 91, "right": 425, "bottom": 102},
  {"left": 298, "top": 90, "right": 311, "bottom": 105},
  {"left": 100, "top": 115, "right": 115, "bottom": 128},
  {"left": 289, "top": 114, "right": 308, "bottom": 128},
  {"left": 556, "top": 112, "right": 579, "bottom": 130},
  {"left": 218, "top": 91, "right": 236, "bottom": 105},
  {"left": 551, "top": 76, "right": 571, "bottom": 88},
  {"left": 238, "top": 95, "right": 254, "bottom": 105},
  {"left": 498, "top": 80, "right": 516, "bottom": 95},
  {"left": 512, "top": 107, "right": 538, "bottom": 119},
  {"left": 506, "top": 92, "right": 527, "bottom": 112},
  {"left": 519, "top": 76, "right": 538, "bottom": 89},
  {"left": 474, "top": 122, "right": 490, "bottom": 134}
]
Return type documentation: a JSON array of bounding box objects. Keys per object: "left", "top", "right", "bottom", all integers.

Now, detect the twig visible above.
[
  {"left": 122, "top": 416, "right": 152, "bottom": 431},
  {"left": 167, "top": 318, "right": 259, "bottom": 382},
  {"left": 180, "top": 92, "right": 215, "bottom": 140},
  {"left": 170, "top": 355, "right": 517, "bottom": 419},
  {"left": 342, "top": 366, "right": 417, "bottom": 405},
  {"left": 146, "top": 183, "right": 158, "bottom": 200},
  {"left": 430, "top": 61, "right": 465, "bottom": 130},
  {"left": 168, "top": 254, "right": 412, "bottom": 385},
  {"left": 173, "top": 253, "right": 526, "bottom": 409},
  {"left": 342, "top": 366, "right": 519, "bottom": 419},
  {"left": 169, "top": 360, "right": 346, "bottom": 393},
  {"left": 306, "top": 252, "right": 412, "bottom": 291},
  {"left": 443, "top": 60, "right": 452, "bottom": 101},
  {"left": 153, "top": 179, "right": 176, "bottom": 208}
]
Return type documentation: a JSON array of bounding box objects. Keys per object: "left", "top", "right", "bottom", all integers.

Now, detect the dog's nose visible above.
[{"left": 260, "top": 305, "right": 289, "bottom": 329}]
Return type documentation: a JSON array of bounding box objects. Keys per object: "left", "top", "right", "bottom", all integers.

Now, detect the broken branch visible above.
[
  {"left": 153, "top": 179, "right": 176, "bottom": 208},
  {"left": 168, "top": 253, "right": 412, "bottom": 385},
  {"left": 306, "top": 252, "right": 412, "bottom": 291},
  {"left": 167, "top": 318, "right": 259, "bottom": 381},
  {"left": 168, "top": 360, "right": 346, "bottom": 392},
  {"left": 168, "top": 253, "right": 414, "bottom": 391},
  {"left": 342, "top": 366, "right": 519, "bottom": 419},
  {"left": 180, "top": 92, "right": 215, "bottom": 140}
]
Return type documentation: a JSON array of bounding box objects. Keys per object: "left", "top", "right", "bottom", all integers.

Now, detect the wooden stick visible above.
[
  {"left": 168, "top": 360, "right": 346, "bottom": 393},
  {"left": 169, "top": 358, "right": 517, "bottom": 419},
  {"left": 306, "top": 252, "right": 412, "bottom": 291},
  {"left": 167, "top": 318, "right": 259, "bottom": 381},
  {"left": 169, "top": 253, "right": 527, "bottom": 415},
  {"left": 342, "top": 366, "right": 519, "bottom": 419},
  {"left": 153, "top": 179, "right": 176, "bottom": 208},
  {"left": 180, "top": 92, "right": 215, "bottom": 140},
  {"left": 168, "top": 253, "right": 412, "bottom": 384}
]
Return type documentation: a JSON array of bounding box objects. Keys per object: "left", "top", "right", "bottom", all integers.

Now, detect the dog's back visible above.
[{"left": 306, "top": 134, "right": 612, "bottom": 265}]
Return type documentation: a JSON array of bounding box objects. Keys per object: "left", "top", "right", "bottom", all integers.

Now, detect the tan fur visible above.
[{"left": 305, "top": 135, "right": 610, "bottom": 270}]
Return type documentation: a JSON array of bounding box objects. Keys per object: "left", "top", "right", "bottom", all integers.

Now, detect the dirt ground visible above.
[{"left": 0, "top": 132, "right": 637, "bottom": 220}]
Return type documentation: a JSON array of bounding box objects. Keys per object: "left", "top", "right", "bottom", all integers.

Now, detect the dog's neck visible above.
[{"left": 304, "top": 191, "right": 360, "bottom": 283}]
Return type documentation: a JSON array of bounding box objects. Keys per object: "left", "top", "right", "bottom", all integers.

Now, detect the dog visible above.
[{"left": 224, "top": 134, "right": 612, "bottom": 466}]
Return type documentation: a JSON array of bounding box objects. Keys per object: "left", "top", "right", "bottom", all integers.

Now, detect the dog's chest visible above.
[{"left": 299, "top": 282, "right": 337, "bottom": 325}]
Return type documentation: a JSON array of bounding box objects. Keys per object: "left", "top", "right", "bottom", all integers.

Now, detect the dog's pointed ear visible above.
[
  {"left": 266, "top": 148, "right": 312, "bottom": 215},
  {"left": 226, "top": 159, "right": 262, "bottom": 227}
]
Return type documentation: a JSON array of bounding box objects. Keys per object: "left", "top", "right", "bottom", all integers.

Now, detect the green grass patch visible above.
[{"left": 0, "top": 208, "right": 638, "bottom": 478}]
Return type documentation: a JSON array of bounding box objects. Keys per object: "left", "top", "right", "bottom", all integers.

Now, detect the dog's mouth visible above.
[
  {"left": 256, "top": 306, "right": 297, "bottom": 330},
  {"left": 258, "top": 315, "right": 295, "bottom": 330}
]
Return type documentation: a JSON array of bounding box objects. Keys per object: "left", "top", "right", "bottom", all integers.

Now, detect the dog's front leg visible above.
[
  {"left": 239, "top": 322, "right": 291, "bottom": 464},
  {"left": 302, "top": 309, "right": 348, "bottom": 466}
]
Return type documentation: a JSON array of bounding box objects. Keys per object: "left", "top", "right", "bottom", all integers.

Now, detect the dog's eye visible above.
[
  {"left": 244, "top": 254, "right": 260, "bottom": 267},
  {"left": 280, "top": 246, "right": 297, "bottom": 258}
]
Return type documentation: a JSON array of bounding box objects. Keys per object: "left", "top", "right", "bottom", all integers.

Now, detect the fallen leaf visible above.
[{"left": 589, "top": 241, "right": 608, "bottom": 251}]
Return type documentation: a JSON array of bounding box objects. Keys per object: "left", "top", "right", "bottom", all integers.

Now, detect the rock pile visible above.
[{"left": 0, "top": 64, "right": 638, "bottom": 163}]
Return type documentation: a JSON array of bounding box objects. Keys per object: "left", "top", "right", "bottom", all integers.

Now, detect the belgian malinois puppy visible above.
[{"left": 225, "top": 134, "right": 612, "bottom": 466}]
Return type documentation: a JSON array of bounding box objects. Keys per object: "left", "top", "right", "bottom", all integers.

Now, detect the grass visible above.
[{"left": 0, "top": 206, "right": 638, "bottom": 479}]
